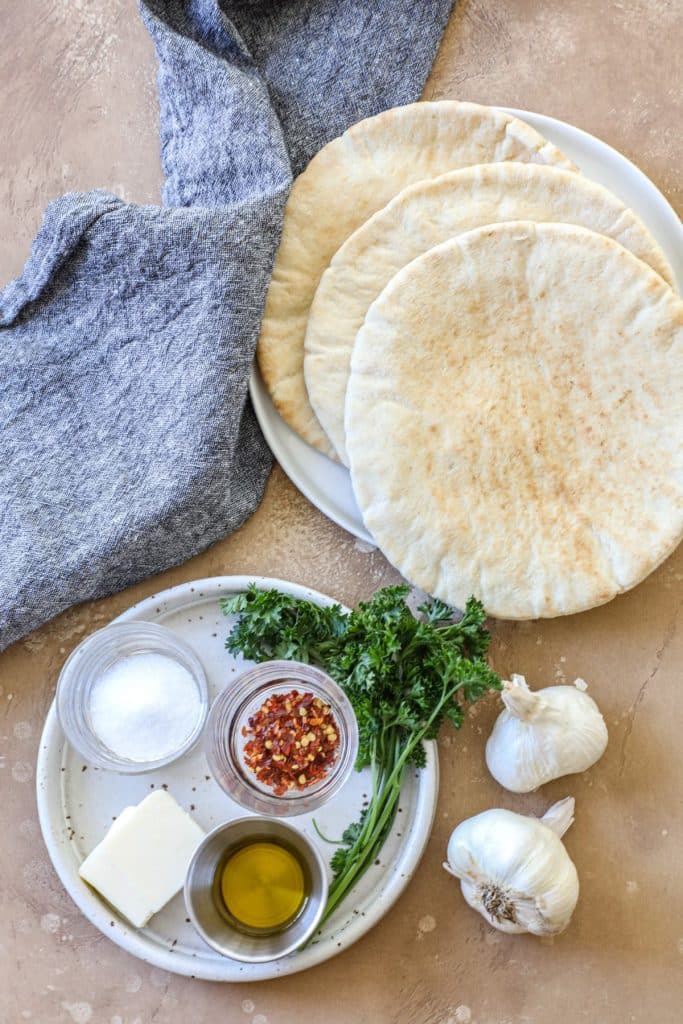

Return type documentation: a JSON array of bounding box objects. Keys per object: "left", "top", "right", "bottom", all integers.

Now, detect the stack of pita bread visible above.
[{"left": 257, "top": 101, "right": 683, "bottom": 619}]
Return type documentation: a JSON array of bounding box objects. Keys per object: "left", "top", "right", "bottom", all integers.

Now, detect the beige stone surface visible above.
[{"left": 1, "top": 1, "right": 681, "bottom": 1021}]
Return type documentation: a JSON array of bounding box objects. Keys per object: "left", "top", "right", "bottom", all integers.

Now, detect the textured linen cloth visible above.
[{"left": 0, "top": 0, "right": 453, "bottom": 650}]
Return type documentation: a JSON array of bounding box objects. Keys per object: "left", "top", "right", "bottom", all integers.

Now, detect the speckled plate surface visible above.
[
  {"left": 36, "top": 576, "right": 438, "bottom": 982},
  {"left": 249, "top": 107, "right": 683, "bottom": 541}
]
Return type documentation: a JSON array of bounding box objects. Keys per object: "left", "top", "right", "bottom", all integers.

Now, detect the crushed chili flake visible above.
[{"left": 241, "top": 688, "right": 340, "bottom": 796}]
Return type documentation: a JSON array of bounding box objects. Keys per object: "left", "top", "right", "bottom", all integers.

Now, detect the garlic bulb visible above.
[
  {"left": 443, "top": 797, "right": 579, "bottom": 935},
  {"left": 485, "top": 674, "right": 608, "bottom": 793}
]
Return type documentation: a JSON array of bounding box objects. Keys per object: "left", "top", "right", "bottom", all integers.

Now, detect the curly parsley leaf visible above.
[{"left": 221, "top": 585, "right": 347, "bottom": 664}]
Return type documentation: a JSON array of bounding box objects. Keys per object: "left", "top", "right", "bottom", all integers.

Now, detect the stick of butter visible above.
[{"left": 78, "top": 789, "right": 205, "bottom": 928}]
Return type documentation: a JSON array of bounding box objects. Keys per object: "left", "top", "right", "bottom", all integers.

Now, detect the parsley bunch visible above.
[{"left": 221, "top": 584, "right": 500, "bottom": 926}]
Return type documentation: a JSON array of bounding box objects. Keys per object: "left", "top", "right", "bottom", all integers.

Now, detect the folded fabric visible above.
[{"left": 0, "top": 0, "right": 453, "bottom": 651}]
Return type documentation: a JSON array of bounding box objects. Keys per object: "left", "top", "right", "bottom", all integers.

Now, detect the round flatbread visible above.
[
  {"left": 345, "top": 222, "right": 683, "bottom": 619},
  {"left": 305, "top": 163, "right": 675, "bottom": 464},
  {"left": 257, "top": 101, "right": 575, "bottom": 458}
]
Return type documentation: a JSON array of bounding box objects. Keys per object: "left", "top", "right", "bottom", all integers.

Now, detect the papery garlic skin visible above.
[
  {"left": 485, "top": 674, "right": 608, "bottom": 793},
  {"left": 444, "top": 798, "right": 579, "bottom": 936}
]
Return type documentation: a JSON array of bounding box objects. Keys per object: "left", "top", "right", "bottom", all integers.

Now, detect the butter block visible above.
[{"left": 78, "top": 789, "right": 205, "bottom": 928}]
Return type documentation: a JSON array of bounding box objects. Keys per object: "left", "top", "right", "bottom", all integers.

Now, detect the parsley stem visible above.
[
  {"left": 311, "top": 819, "right": 342, "bottom": 845},
  {"left": 320, "top": 675, "right": 470, "bottom": 926}
]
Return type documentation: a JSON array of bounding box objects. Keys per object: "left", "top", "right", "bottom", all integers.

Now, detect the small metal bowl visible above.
[
  {"left": 205, "top": 660, "right": 358, "bottom": 816},
  {"left": 185, "top": 817, "right": 328, "bottom": 962}
]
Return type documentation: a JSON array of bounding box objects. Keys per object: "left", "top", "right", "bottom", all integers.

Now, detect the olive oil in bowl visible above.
[
  {"left": 185, "top": 816, "right": 328, "bottom": 962},
  {"left": 215, "top": 840, "right": 309, "bottom": 934}
]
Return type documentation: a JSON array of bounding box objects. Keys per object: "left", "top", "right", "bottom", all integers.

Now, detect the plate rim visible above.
[
  {"left": 504, "top": 106, "right": 683, "bottom": 250},
  {"left": 36, "top": 575, "right": 439, "bottom": 982},
  {"left": 248, "top": 371, "right": 374, "bottom": 544},
  {"left": 250, "top": 106, "right": 683, "bottom": 541}
]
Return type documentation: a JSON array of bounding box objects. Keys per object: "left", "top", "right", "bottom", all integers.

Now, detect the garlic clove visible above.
[
  {"left": 485, "top": 674, "right": 608, "bottom": 793},
  {"left": 444, "top": 798, "right": 579, "bottom": 936}
]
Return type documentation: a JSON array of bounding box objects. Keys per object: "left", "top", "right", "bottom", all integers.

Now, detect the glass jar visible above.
[{"left": 205, "top": 660, "right": 358, "bottom": 816}]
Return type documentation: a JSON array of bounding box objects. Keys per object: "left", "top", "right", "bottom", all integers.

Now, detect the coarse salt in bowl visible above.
[
  {"left": 56, "top": 622, "right": 209, "bottom": 772},
  {"left": 205, "top": 660, "right": 358, "bottom": 816}
]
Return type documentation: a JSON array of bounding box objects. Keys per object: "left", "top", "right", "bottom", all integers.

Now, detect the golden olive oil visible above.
[{"left": 216, "top": 840, "right": 308, "bottom": 934}]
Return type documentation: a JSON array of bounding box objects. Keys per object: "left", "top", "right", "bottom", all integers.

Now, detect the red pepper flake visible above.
[{"left": 241, "top": 688, "right": 340, "bottom": 796}]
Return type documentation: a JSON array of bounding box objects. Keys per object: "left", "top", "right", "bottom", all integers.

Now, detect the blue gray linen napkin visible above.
[{"left": 0, "top": 0, "right": 453, "bottom": 651}]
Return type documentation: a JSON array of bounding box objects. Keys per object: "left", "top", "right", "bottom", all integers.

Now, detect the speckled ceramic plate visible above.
[
  {"left": 250, "top": 107, "right": 683, "bottom": 541},
  {"left": 36, "top": 576, "right": 438, "bottom": 982}
]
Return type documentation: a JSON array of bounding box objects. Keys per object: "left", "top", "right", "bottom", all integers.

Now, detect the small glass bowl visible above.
[
  {"left": 56, "top": 621, "right": 209, "bottom": 773},
  {"left": 205, "top": 660, "right": 358, "bottom": 816}
]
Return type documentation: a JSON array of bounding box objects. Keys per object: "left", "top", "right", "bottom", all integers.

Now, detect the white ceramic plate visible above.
[
  {"left": 250, "top": 107, "right": 683, "bottom": 541},
  {"left": 36, "top": 576, "right": 438, "bottom": 982}
]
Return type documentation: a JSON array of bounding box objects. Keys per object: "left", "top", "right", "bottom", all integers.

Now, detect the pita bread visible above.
[
  {"left": 345, "top": 222, "right": 683, "bottom": 619},
  {"left": 305, "top": 163, "right": 675, "bottom": 464},
  {"left": 257, "top": 101, "right": 575, "bottom": 458}
]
